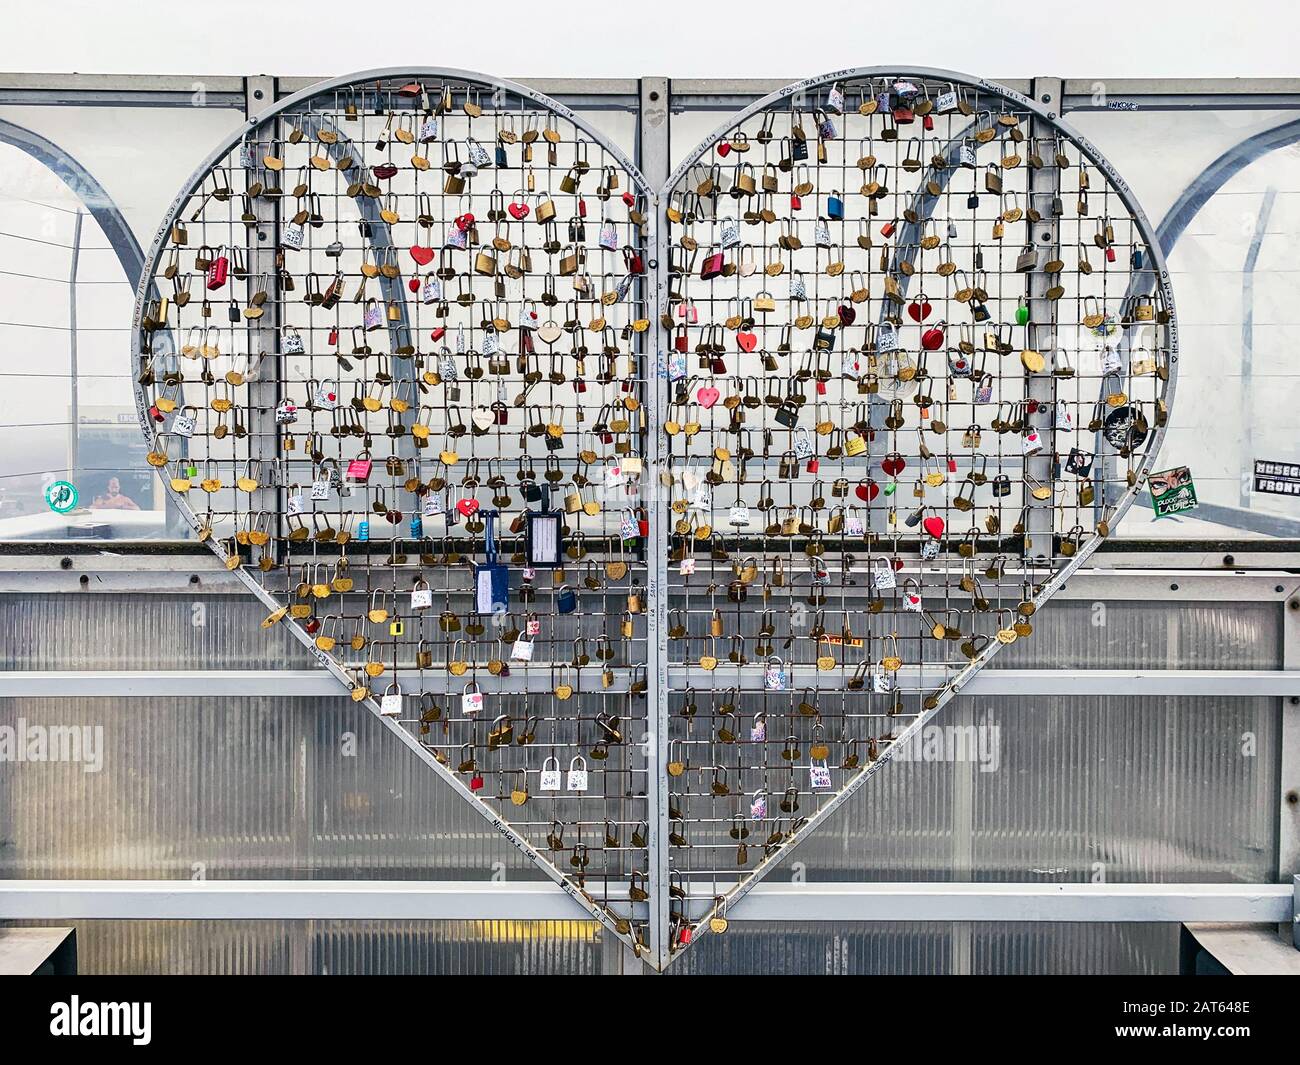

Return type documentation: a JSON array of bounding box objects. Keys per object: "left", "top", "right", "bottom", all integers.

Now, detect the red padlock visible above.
[
  {"left": 807, "top": 457, "right": 819, "bottom": 474},
  {"left": 577, "top": 196, "right": 588, "bottom": 218},
  {"left": 880, "top": 219, "right": 897, "bottom": 238},
  {"left": 790, "top": 193, "right": 802, "bottom": 211},
  {"left": 205, "top": 251, "right": 229, "bottom": 291},
  {"left": 921, "top": 322, "right": 945, "bottom": 350},
  {"left": 638, "top": 509, "right": 649, "bottom": 537},
  {"left": 327, "top": 326, "right": 338, "bottom": 345},
  {"left": 469, "top": 773, "right": 484, "bottom": 792},
  {"left": 717, "top": 141, "right": 731, "bottom": 157},
  {"left": 624, "top": 247, "right": 644, "bottom": 275}
]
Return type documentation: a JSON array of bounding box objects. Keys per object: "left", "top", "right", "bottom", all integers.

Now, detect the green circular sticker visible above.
[{"left": 45, "top": 480, "right": 79, "bottom": 514}]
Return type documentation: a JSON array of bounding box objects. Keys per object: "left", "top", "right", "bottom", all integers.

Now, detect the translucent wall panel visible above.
[{"left": 3, "top": 918, "right": 1174, "bottom": 974}]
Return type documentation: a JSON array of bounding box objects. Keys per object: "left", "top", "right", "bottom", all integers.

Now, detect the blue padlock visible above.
[
  {"left": 827, "top": 191, "right": 844, "bottom": 220},
  {"left": 410, "top": 514, "right": 423, "bottom": 538},
  {"left": 556, "top": 584, "right": 577, "bottom": 614},
  {"left": 357, "top": 519, "right": 369, "bottom": 542}
]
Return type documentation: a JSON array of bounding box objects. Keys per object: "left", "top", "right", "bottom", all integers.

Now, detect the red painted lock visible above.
[
  {"left": 699, "top": 252, "right": 725, "bottom": 279},
  {"left": 573, "top": 377, "right": 586, "bottom": 393},
  {"left": 205, "top": 253, "right": 229, "bottom": 291},
  {"left": 880, "top": 219, "right": 897, "bottom": 238},
  {"left": 328, "top": 326, "right": 338, "bottom": 345},
  {"left": 622, "top": 191, "right": 635, "bottom": 207},
  {"left": 816, "top": 379, "right": 827, "bottom": 396},
  {"left": 577, "top": 196, "right": 588, "bottom": 218},
  {"left": 921, "top": 323, "right": 945, "bottom": 350},
  {"left": 679, "top": 924, "right": 693, "bottom": 945},
  {"left": 807, "top": 457, "right": 819, "bottom": 474},
  {"left": 674, "top": 326, "right": 689, "bottom": 354},
  {"left": 304, "top": 617, "right": 320, "bottom": 634},
  {"left": 717, "top": 141, "right": 731, "bottom": 157},
  {"left": 923, "top": 113, "right": 935, "bottom": 131},
  {"left": 947, "top": 457, "right": 958, "bottom": 473},
  {"left": 881, "top": 452, "right": 906, "bottom": 477},
  {"left": 893, "top": 105, "right": 915, "bottom": 124},
  {"left": 790, "top": 193, "right": 802, "bottom": 211},
  {"left": 624, "top": 247, "right": 644, "bottom": 274},
  {"left": 469, "top": 773, "right": 484, "bottom": 792},
  {"left": 638, "top": 509, "right": 649, "bottom": 537},
  {"left": 1105, "top": 246, "right": 1117, "bottom": 263},
  {"left": 454, "top": 212, "right": 475, "bottom": 231},
  {"left": 430, "top": 326, "right": 446, "bottom": 342},
  {"left": 148, "top": 404, "right": 165, "bottom": 422}
]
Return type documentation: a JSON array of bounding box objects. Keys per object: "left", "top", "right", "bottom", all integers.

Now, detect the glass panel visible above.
[{"left": 0, "top": 103, "right": 245, "bottom": 540}]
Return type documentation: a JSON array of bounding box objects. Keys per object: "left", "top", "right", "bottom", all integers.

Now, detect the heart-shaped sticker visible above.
[
  {"left": 696, "top": 387, "right": 720, "bottom": 409},
  {"left": 410, "top": 245, "right": 435, "bottom": 266}
]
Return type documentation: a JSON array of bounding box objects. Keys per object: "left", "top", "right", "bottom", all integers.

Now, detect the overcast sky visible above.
[{"left": 2, "top": 0, "right": 1297, "bottom": 80}]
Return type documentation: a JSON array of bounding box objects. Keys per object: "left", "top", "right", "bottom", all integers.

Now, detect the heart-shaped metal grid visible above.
[{"left": 131, "top": 66, "right": 1174, "bottom": 971}]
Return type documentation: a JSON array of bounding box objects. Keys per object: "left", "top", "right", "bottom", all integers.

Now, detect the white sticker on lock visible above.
[
  {"left": 810, "top": 761, "right": 832, "bottom": 790},
  {"left": 566, "top": 756, "right": 589, "bottom": 792},
  {"left": 539, "top": 757, "right": 562, "bottom": 792},
  {"left": 461, "top": 683, "right": 483, "bottom": 717},
  {"left": 380, "top": 684, "right": 402, "bottom": 718}
]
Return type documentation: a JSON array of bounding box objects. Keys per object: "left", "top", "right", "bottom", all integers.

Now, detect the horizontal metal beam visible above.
[
  {"left": 0, "top": 669, "right": 1295, "bottom": 699},
  {"left": 0, "top": 879, "right": 1289, "bottom": 925}
]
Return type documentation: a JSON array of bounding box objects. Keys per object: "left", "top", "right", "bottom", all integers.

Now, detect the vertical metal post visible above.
[
  {"left": 1024, "top": 78, "right": 1062, "bottom": 563},
  {"left": 1280, "top": 587, "right": 1300, "bottom": 887},
  {"left": 67, "top": 209, "right": 83, "bottom": 487},
  {"left": 639, "top": 76, "right": 671, "bottom": 972},
  {"left": 244, "top": 76, "right": 283, "bottom": 563}
]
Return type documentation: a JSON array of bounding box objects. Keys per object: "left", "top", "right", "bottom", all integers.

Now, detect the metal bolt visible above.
[
  {"left": 59, "top": 557, "right": 72, "bottom": 570},
  {"left": 1222, "top": 555, "right": 1234, "bottom": 566},
  {"left": 1287, "top": 790, "right": 1299, "bottom": 807}
]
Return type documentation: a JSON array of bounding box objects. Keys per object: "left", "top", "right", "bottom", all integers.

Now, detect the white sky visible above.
[{"left": 2, "top": 0, "right": 1298, "bottom": 80}]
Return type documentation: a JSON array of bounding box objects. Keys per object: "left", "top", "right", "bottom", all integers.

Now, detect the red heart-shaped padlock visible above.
[
  {"left": 455, "top": 212, "right": 475, "bottom": 232},
  {"left": 717, "top": 142, "right": 732, "bottom": 157},
  {"left": 407, "top": 278, "right": 420, "bottom": 293},
  {"left": 696, "top": 387, "right": 720, "bottom": 409},
  {"left": 456, "top": 499, "right": 479, "bottom": 517},
  {"left": 923, "top": 515, "right": 945, "bottom": 539},
  {"left": 409, "top": 244, "right": 435, "bottom": 266},
  {"left": 854, "top": 479, "right": 880, "bottom": 502},
  {"left": 837, "top": 303, "right": 856, "bottom": 326},
  {"left": 507, "top": 202, "right": 530, "bottom": 221},
  {"left": 881, "top": 453, "right": 906, "bottom": 477},
  {"left": 736, "top": 331, "right": 758, "bottom": 353},
  {"left": 907, "top": 298, "right": 932, "bottom": 322},
  {"left": 892, "top": 558, "right": 906, "bottom": 571}
]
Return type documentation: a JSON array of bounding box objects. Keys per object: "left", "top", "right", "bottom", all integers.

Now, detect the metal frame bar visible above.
[{"left": 0, "top": 879, "right": 1290, "bottom": 925}]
